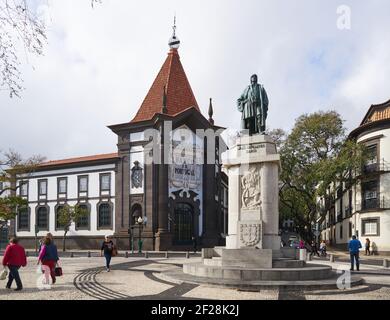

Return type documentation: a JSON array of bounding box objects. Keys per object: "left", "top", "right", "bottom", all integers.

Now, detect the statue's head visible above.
[{"left": 250, "top": 74, "right": 258, "bottom": 85}]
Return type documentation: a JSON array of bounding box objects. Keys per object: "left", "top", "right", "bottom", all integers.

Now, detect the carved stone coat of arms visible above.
[
  {"left": 241, "top": 166, "right": 261, "bottom": 210},
  {"left": 239, "top": 222, "right": 262, "bottom": 247}
]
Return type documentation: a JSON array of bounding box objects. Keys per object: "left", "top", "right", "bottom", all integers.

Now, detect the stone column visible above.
[{"left": 155, "top": 122, "right": 172, "bottom": 250}]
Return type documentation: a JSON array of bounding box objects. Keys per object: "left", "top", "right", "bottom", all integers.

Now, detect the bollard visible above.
[
  {"left": 307, "top": 253, "right": 312, "bottom": 261},
  {"left": 186, "top": 251, "right": 190, "bottom": 259},
  {"left": 165, "top": 251, "right": 169, "bottom": 259},
  {"left": 329, "top": 254, "right": 334, "bottom": 262},
  {"left": 145, "top": 251, "right": 149, "bottom": 259},
  {"left": 125, "top": 251, "right": 129, "bottom": 258},
  {"left": 70, "top": 252, "right": 74, "bottom": 258},
  {"left": 383, "top": 259, "right": 389, "bottom": 268},
  {"left": 88, "top": 251, "right": 91, "bottom": 258}
]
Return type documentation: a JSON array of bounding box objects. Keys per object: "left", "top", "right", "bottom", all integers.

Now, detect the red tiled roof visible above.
[
  {"left": 39, "top": 153, "right": 118, "bottom": 167},
  {"left": 131, "top": 48, "right": 200, "bottom": 123}
]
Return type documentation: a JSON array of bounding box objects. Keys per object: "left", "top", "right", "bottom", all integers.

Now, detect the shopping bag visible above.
[
  {"left": 54, "top": 266, "right": 63, "bottom": 277},
  {"left": 0, "top": 268, "right": 8, "bottom": 281},
  {"left": 55, "top": 261, "right": 63, "bottom": 277}
]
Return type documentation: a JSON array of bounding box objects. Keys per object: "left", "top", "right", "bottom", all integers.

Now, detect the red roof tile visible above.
[
  {"left": 131, "top": 48, "right": 200, "bottom": 123},
  {"left": 39, "top": 153, "right": 118, "bottom": 167}
]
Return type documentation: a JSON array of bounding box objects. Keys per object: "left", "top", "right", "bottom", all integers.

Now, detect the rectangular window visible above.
[
  {"left": 362, "top": 219, "right": 379, "bottom": 236},
  {"left": 100, "top": 174, "right": 111, "bottom": 191},
  {"left": 366, "top": 145, "right": 378, "bottom": 165},
  {"left": 20, "top": 181, "right": 28, "bottom": 196},
  {"left": 78, "top": 176, "right": 88, "bottom": 193},
  {"left": 38, "top": 180, "right": 47, "bottom": 196},
  {"left": 58, "top": 178, "right": 67, "bottom": 194}
]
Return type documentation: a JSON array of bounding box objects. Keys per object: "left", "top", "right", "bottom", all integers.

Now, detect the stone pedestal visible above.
[{"left": 222, "top": 134, "right": 281, "bottom": 251}]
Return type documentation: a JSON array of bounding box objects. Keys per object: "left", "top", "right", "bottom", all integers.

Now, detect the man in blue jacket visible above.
[{"left": 348, "top": 235, "right": 362, "bottom": 271}]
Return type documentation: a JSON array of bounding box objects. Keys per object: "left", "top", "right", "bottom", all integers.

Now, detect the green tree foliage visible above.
[
  {"left": 277, "top": 111, "right": 367, "bottom": 242},
  {"left": 0, "top": 150, "right": 44, "bottom": 228},
  {"left": 0, "top": 0, "right": 101, "bottom": 98},
  {"left": 57, "top": 205, "right": 89, "bottom": 251}
]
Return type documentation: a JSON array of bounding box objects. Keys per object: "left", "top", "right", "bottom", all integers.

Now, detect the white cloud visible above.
[{"left": 1, "top": 0, "right": 390, "bottom": 160}]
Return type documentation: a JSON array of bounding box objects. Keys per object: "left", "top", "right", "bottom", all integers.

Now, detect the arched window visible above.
[
  {"left": 98, "top": 203, "right": 111, "bottom": 229},
  {"left": 174, "top": 203, "right": 193, "bottom": 244},
  {"left": 76, "top": 204, "right": 90, "bottom": 230},
  {"left": 55, "top": 206, "right": 65, "bottom": 230},
  {"left": 37, "top": 206, "right": 49, "bottom": 230},
  {"left": 131, "top": 204, "right": 142, "bottom": 222},
  {"left": 18, "top": 207, "right": 29, "bottom": 231}
]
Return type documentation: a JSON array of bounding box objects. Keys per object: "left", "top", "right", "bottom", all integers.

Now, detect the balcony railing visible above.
[
  {"left": 362, "top": 159, "right": 390, "bottom": 174},
  {"left": 356, "top": 195, "right": 390, "bottom": 211}
]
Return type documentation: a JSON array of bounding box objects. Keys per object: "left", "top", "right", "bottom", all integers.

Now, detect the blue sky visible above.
[{"left": 1, "top": 0, "right": 390, "bottom": 160}]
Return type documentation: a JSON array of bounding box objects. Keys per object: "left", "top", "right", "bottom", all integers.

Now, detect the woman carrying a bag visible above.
[
  {"left": 37, "top": 236, "right": 59, "bottom": 284},
  {"left": 2, "top": 237, "right": 27, "bottom": 291}
]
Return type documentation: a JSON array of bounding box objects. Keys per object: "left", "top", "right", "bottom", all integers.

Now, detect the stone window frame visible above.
[
  {"left": 77, "top": 175, "right": 89, "bottom": 196},
  {"left": 17, "top": 206, "right": 30, "bottom": 232},
  {"left": 54, "top": 204, "right": 67, "bottom": 231},
  {"left": 35, "top": 205, "right": 50, "bottom": 231},
  {"left": 75, "top": 202, "right": 91, "bottom": 231},
  {"left": 57, "top": 177, "right": 68, "bottom": 199},
  {"left": 19, "top": 180, "right": 29, "bottom": 198},
  {"left": 96, "top": 201, "right": 113, "bottom": 230},
  {"left": 38, "top": 179, "right": 48, "bottom": 196},
  {"left": 361, "top": 217, "right": 380, "bottom": 237},
  {"left": 99, "top": 172, "right": 111, "bottom": 194}
]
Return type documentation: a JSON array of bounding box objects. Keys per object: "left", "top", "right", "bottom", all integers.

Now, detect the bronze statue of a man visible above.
[{"left": 237, "top": 74, "right": 269, "bottom": 135}]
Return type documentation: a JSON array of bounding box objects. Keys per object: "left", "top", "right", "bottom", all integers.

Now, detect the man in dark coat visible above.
[{"left": 237, "top": 74, "right": 269, "bottom": 135}]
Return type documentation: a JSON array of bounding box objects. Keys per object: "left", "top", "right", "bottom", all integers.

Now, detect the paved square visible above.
[{"left": 1, "top": 256, "right": 390, "bottom": 300}]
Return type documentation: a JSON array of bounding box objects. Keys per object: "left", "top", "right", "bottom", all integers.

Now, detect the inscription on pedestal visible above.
[
  {"left": 238, "top": 143, "right": 266, "bottom": 154},
  {"left": 239, "top": 221, "right": 262, "bottom": 248}
]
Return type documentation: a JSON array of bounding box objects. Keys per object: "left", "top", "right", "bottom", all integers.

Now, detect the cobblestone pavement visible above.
[{"left": 0, "top": 257, "right": 390, "bottom": 300}]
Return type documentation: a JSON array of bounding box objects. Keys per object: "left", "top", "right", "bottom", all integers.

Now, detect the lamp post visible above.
[
  {"left": 34, "top": 224, "right": 39, "bottom": 254},
  {"left": 127, "top": 227, "right": 132, "bottom": 254},
  {"left": 136, "top": 216, "right": 145, "bottom": 254}
]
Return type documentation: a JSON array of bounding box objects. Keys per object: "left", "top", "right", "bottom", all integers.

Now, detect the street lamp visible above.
[
  {"left": 34, "top": 224, "right": 39, "bottom": 254},
  {"left": 136, "top": 216, "right": 145, "bottom": 253}
]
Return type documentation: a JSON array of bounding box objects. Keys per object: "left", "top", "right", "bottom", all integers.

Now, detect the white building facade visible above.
[
  {"left": 318, "top": 100, "right": 390, "bottom": 254},
  {"left": 11, "top": 153, "right": 118, "bottom": 249}
]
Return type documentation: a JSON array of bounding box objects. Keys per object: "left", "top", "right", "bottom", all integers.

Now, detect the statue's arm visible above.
[
  {"left": 237, "top": 87, "right": 248, "bottom": 112},
  {"left": 262, "top": 87, "right": 269, "bottom": 111}
]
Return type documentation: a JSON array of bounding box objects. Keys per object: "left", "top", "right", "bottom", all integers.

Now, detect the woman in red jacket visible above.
[{"left": 2, "top": 237, "right": 27, "bottom": 291}]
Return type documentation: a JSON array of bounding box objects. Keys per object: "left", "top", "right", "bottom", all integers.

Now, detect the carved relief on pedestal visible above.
[
  {"left": 239, "top": 222, "right": 262, "bottom": 247},
  {"left": 240, "top": 165, "right": 261, "bottom": 210}
]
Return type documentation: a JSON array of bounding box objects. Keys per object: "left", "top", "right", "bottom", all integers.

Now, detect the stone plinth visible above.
[{"left": 222, "top": 134, "right": 280, "bottom": 251}]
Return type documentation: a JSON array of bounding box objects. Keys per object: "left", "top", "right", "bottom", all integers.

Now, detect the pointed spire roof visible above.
[{"left": 131, "top": 48, "right": 200, "bottom": 123}]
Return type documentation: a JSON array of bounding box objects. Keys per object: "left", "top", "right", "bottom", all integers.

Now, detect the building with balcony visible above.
[{"left": 317, "top": 99, "right": 390, "bottom": 254}]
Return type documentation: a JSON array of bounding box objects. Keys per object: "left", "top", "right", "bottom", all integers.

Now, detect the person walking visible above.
[
  {"left": 348, "top": 235, "right": 362, "bottom": 271},
  {"left": 310, "top": 240, "right": 320, "bottom": 257},
  {"left": 365, "top": 238, "right": 371, "bottom": 256},
  {"left": 319, "top": 240, "right": 327, "bottom": 257},
  {"left": 101, "top": 235, "right": 114, "bottom": 272},
  {"left": 192, "top": 236, "right": 197, "bottom": 254},
  {"left": 299, "top": 239, "right": 305, "bottom": 249},
  {"left": 38, "top": 236, "right": 59, "bottom": 284},
  {"left": 2, "top": 237, "right": 27, "bottom": 291}
]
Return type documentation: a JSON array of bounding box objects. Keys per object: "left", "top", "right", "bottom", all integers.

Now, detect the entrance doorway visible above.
[{"left": 173, "top": 203, "right": 194, "bottom": 244}]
